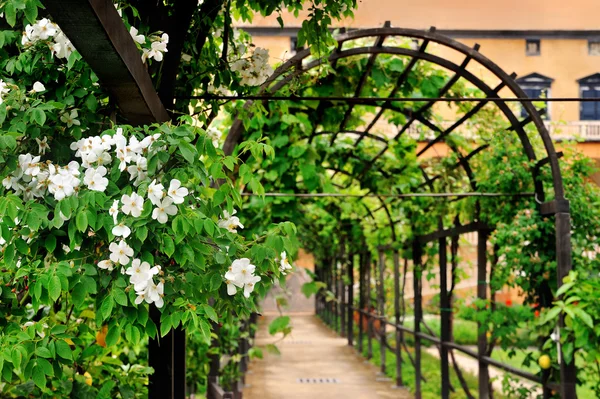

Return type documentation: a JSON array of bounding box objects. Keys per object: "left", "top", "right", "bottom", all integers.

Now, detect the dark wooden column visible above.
[
  {"left": 358, "top": 250, "right": 365, "bottom": 354},
  {"left": 42, "top": 0, "right": 170, "bottom": 124}
]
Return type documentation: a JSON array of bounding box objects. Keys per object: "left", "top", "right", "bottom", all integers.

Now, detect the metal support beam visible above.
[
  {"left": 393, "top": 251, "right": 403, "bottom": 387},
  {"left": 413, "top": 241, "right": 423, "bottom": 399},
  {"left": 43, "top": 0, "right": 170, "bottom": 125},
  {"left": 477, "top": 230, "right": 490, "bottom": 399}
]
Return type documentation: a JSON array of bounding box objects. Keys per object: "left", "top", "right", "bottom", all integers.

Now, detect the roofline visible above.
[{"left": 238, "top": 26, "right": 600, "bottom": 40}]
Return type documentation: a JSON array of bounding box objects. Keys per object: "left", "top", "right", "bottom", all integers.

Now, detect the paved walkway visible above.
[{"left": 243, "top": 313, "right": 413, "bottom": 399}]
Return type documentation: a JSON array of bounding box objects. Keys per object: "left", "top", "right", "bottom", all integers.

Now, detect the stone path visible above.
[{"left": 243, "top": 313, "right": 413, "bottom": 399}]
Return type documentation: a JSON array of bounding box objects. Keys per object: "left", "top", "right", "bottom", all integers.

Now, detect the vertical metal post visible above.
[
  {"left": 358, "top": 250, "right": 365, "bottom": 354},
  {"left": 333, "top": 257, "right": 338, "bottom": 331},
  {"left": 348, "top": 252, "right": 355, "bottom": 346},
  {"left": 477, "top": 229, "right": 490, "bottom": 399},
  {"left": 366, "top": 251, "right": 373, "bottom": 360},
  {"left": 439, "top": 232, "right": 450, "bottom": 399},
  {"left": 413, "top": 240, "right": 423, "bottom": 399},
  {"left": 393, "top": 250, "right": 403, "bottom": 387},
  {"left": 341, "top": 248, "right": 347, "bottom": 338},
  {"left": 556, "top": 211, "right": 577, "bottom": 399},
  {"left": 377, "top": 250, "right": 386, "bottom": 375}
]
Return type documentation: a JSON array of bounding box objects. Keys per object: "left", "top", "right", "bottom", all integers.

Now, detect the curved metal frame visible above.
[{"left": 224, "top": 26, "right": 574, "bottom": 398}]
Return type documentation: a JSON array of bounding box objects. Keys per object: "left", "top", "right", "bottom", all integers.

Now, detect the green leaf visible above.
[
  {"left": 49, "top": 275, "right": 62, "bottom": 302},
  {"left": 45, "top": 235, "right": 57, "bottom": 253},
  {"left": 24, "top": 0, "right": 39, "bottom": 24},
  {"left": 30, "top": 108, "right": 46, "bottom": 126},
  {"left": 100, "top": 295, "right": 115, "bottom": 320},
  {"left": 71, "top": 282, "right": 86, "bottom": 307},
  {"left": 112, "top": 289, "right": 128, "bottom": 307},
  {"left": 198, "top": 319, "right": 211, "bottom": 345},
  {"left": 4, "top": 3, "right": 16, "bottom": 27},
  {"left": 55, "top": 340, "right": 72, "bottom": 360},
  {"left": 135, "top": 226, "right": 148, "bottom": 242},
  {"left": 105, "top": 324, "right": 121, "bottom": 347},
  {"left": 76, "top": 211, "right": 88, "bottom": 233},
  {"left": 179, "top": 141, "right": 197, "bottom": 164},
  {"left": 201, "top": 304, "right": 218, "bottom": 323},
  {"left": 163, "top": 235, "right": 175, "bottom": 257},
  {"left": 209, "top": 273, "right": 222, "bottom": 291},
  {"left": 203, "top": 219, "right": 215, "bottom": 236},
  {"left": 160, "top": 314, "right": 172, "bottom": 337},
  {"left": 268, "top": 316, "right": 290, "bottom": 335},
  {"left": 35, "top": 347, "right": 53, "bottom": 359},
  {"left": 32, "top": 364, "right": 46, "bottom": 389}
]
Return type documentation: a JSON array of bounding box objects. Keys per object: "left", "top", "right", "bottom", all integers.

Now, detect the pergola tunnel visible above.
[{"left": 224, "top": 27, "right": 574, "bottom": 399}]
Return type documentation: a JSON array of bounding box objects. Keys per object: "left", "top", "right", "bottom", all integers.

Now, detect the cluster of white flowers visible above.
[
  {"left": 230, "top": 47, "right": 273, "bottom": 86},
  {"left": 141, "top": 33, "right": 169, "bottom": 63},
  {"left": 21, "top": 18, "right": 75, "bottom": 59},
  {"left": 206, "top": 127, "right": 222, "bottom": 148},
  {"left": 279, "top": 251, "right": 293, "bottom": 275},
  {"left": 224, "top": 258, "right": 261, "bottom": 298},
  {"left": 218, "top": 209, "right": 244, "bottom": 233}
]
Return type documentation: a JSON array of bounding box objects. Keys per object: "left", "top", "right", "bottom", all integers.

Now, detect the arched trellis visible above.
[{"left": 224, "top": 26, "right": 574, "bottom": 399}]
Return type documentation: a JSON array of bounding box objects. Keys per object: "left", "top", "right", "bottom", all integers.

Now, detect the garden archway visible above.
[{"left": 224, "top": 26, "right": 574, "bottom": 399}]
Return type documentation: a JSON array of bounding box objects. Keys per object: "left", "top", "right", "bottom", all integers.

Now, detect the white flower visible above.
[
  {"left": 35, "top": 136, "right": 50, "bottom": 155},
  {"left": 109, "top": 200, "right": 119, "bottom": 224},
  {"left": 145, "top": 280, "right": 164, "bottom": 308},
  {"left": 83, "top": 166, "right": 109, "bottom": 192},
  {"left": 218, "top": 209, "right": 244, "bottom": 233},
  {"left": 279, "top": 251, "right": 292, "bottom": 275},
  {"left": 121, "top": 192, "right": 144, "bottom": 217},
  {"left": 167, "top": 179, "right": 188, "bottom": 204},
  {"left": 112, "top": 222, "right": 131, "bottom": 238},
  {"left": 32, "top": 81, "right": 46, "bottom": 93},
  {"left": 98, "top": 260, "right": 115, "bottom": 271},
  {"left": 147, "top": 179, "right": 164, "bottom": 206},
  {"left": 127, "top": 156, "right": 147, "bottom": 186},
  {"left": 207, "top": 127, "right": 221, "bottom": 147},
  {"left": 126, "top": 259, "right": 159, "bottom": 291},
  {"left": 60, "top": 110, "right": 80, "bottom": 127},
  {"left": 48, "top": 173, "right": 76, "bottom": 200},
  {"left": 224, "top": 258, "right": 261, "bottom": 297},
  {"left": 243, "top": 274, "right": 261, "bottom": 298},
  {"left": 109, "top": 240, "right": 133, "bottom": 265},
  {"left": 0, "top": 79, "right": 9, "bottom": 104},
  {"left": 129, "top": 26, "right": 145, "bottom": 44},
  {"left": 152, "top": 197, "right": 177, "bottom": 224}
]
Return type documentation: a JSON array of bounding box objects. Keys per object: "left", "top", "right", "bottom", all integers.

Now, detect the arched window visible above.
[
  {"left": 516, "top": 73, "right": 553, "bottom": 119},
  {"left": 578, "top": 73, "right": 600, "bottom": 120}
]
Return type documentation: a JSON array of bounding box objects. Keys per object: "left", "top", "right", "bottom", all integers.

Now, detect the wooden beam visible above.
[{"left": 42, "top": 0, "right": 170, "bottom": 125}]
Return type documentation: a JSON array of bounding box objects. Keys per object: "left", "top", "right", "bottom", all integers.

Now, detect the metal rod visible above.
[
  {"left": 477, "top": 229, "right": 490, "bottom": 399},
  {"left": 377, "top": 250, "right": 387, "bottom": 375},
  {"left": 347, "top": 251, "right": 354, "bottom": 347},
  {"left": 177, "top": 94, "right": 600, "bottom": 103},
  {"left": 413, "top": 240, "right": 423, "bottom": 399},
  {"left": 439, "top": 230, "right": 450, "bottom": 399},
  {"left": 393, "top": 251, "right": 403, "bottom": 387},
  {"left": 358, "top": 250, "right": 365, "bottom": 354},
  {"left": 240, "top": 192, "right": 535, "bottom": 198}
]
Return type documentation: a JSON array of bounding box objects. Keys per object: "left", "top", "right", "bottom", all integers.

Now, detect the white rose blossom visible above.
[
  {"left": 121, "top": 192, "right": 144, "bottom": 217},
  {"left": 167, "top": 179, "right": 188, "bottom": 204},
  {"left": 152, "top": 197, "right": 177, "bottom": 224},
  {"left": 224, "top": 258, "right": 261, "bottom": 298},
  {"left": 109, "top": 240, "right": 134, "bottom": 265}
]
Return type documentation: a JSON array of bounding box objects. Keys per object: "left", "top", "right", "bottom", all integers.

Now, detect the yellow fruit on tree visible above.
[
  {"left": 538, "top": 354, "right": 552, "bottom": 370},
  {"left": 83, "top": 372, "right": 92, "bottom": 386},
  {"left": 96, "top": 325, "right": 108, "bottom": 347}
]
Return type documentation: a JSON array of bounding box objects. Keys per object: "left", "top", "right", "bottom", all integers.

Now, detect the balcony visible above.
[{"left": 546, "top": 121, "right": 600, "bottom": 142}]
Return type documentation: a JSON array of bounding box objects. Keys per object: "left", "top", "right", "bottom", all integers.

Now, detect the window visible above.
[
  {"left": 526, "top": 39, "right": 541, "bottom": 56},
  {"left": 290, "top": 36, "right": 303, "bottom": 54},
  {"left": 578, "top": 73, "right": 600, "bottom": 120},
  {"left": 516, "top": 73, "right": 553, "bottom": 119},
  {"left": 589, "top": 41, "right": 600, "bottom": 56}
]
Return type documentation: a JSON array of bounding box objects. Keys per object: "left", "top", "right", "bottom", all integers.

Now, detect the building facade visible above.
[{"left": 239, "top": 0, "right": 600, "bottom": 140}]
